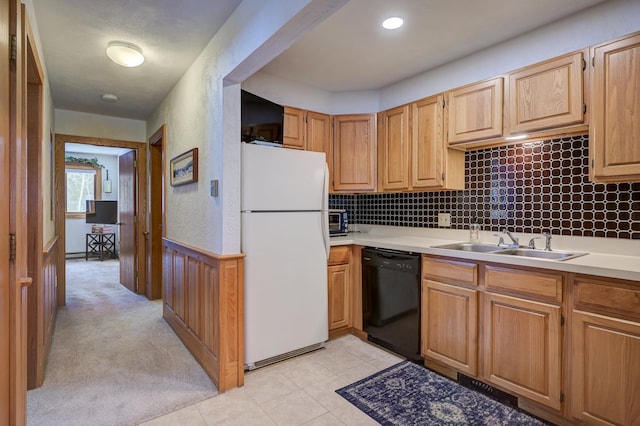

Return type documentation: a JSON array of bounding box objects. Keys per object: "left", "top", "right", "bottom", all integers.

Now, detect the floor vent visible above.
[
  {"left": 457, "top": 373, "right": 518, "bottom": 408},
  {"left": 245, "top": 342, "right": 324, "bottom": 371}
]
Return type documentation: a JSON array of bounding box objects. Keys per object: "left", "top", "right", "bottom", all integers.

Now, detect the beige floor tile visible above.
[
  {"left": 280, "top": 358, "right": 336, "bottom": 389},
  {"left": 312, "top": 346, "right": 364, "bottom": 375},
  {"left": 302, "top": 412, "right": 346, "bottom": 425},
  {"left": 242, "top": 368, "right": 300, "bottom": 405},
  {"left": 331, "top": 403, "right": 380, "bottom": 426},
  {"left": 260, "top": 389, "right": 328, "bottom": 426},
  {"left": 139, "top": 405, "right": 207, "bottom": 426}
]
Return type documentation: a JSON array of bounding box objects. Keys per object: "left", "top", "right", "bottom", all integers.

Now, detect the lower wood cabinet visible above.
[
  {"left": 481, "top": 292, "right": 562, "bottom": 410},
  {"left": 328, "top": 246, "right": 351, "bottom": 335},
  {"left": 570, "top": 275, "right": 640, "bottom": 425},
  {"left": 422, "top": 279, "right": 478, "bottom": 376}
]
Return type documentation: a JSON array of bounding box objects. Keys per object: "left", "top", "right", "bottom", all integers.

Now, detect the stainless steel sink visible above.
[
  {"left": 432, "top": 242, "right": 588, "bottom": 261},
  {"left": 495, "top": 248, "right": 587, "bottom": 261},
  {"left": 432, "top": 243, "right": 504, "bottom": 253}
]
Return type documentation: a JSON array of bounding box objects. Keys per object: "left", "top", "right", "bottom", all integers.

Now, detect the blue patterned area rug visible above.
[{"left": 336, "top": 361, "right": 549, "bottom": 425}]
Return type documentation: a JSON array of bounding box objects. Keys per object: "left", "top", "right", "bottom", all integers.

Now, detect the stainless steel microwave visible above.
[{"left": 328, "top": 209, "right": 348, "bottom": 236}]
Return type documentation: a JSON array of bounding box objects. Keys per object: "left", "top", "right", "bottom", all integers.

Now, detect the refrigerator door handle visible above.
[{"left": 322, "top": 163, "right": 330, "bottom": 259}]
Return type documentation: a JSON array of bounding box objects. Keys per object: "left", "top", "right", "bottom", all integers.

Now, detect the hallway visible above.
[{"left": 26, "top": 259, "right": 217, "bottom": 425}]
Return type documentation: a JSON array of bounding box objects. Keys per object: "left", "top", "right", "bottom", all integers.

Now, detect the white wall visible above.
[
  {"left": 64, "top": 152, "right": 120, "bottom": 254},
  {"left": 55, "top": 109, "right": 147, "bottom": 142},
  {"left": 146, "top": 0, "right": 348, "bottom": 255}
]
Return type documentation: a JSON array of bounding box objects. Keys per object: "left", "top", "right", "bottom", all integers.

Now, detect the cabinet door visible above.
[
  {"left": 482, "top": 292, "right": 562, "bottom": 410},
  {"left": 328, "top": 264, "right": 350, "bottom": 330},
  {"left": 422, "top": 279, "right": 478, "bottom": 376},
  {"left": 306, "top": 111, "right": 332, "bottom": 190},
  {"left": 379, "top": 105, "right": 410, "bottom": 191},
  {"left": 333, "top": 114, "right": 376, "bottom": 192},
  {"left": 446, "top": 77, "right": 503, "bottom": 145},
  {"left": 283, "top": 106, "right": 305, "bottom": 149},
  {"left": 571, "top": 311, "right": 640, "bottom": 425},
  {"left": 508, "top": 51, "right": 585, "bottom": 134},
  {"left": 591, "top": 33, "right": 640, "bottom": 181}
]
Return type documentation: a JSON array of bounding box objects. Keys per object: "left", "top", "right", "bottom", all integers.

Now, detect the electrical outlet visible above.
[{"left": 438, "top": 213, "right": 451, "bottom": 227}]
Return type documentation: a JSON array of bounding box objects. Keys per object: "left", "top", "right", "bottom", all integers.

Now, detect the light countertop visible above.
[{"left": 330, "top": 225, "right": 640, "bottom": 282}]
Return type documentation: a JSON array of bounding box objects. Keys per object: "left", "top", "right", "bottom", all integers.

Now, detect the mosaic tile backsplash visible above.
[{"left": 329, "top": 134, "right": 640, "bottom": 239}]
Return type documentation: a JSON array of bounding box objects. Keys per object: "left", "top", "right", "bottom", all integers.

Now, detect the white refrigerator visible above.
[{"left": 241, "top": 143, "right": 330, "bottom": 370}]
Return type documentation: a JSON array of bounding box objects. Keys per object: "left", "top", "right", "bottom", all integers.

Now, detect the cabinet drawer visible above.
[
  {"left": 423, "top": 256, "right": 478, "bottom": 287},
  {"left": 573, "top": 276, "right": 640, "bottom": 322},
  {"left": 484, "top": 265, "right": 563, "bottom": 303},
  {"left": 328, "top": 246, "right": 350, "bottom": 265}
]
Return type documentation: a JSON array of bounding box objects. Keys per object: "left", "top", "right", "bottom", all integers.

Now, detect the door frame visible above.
[
  {"left": 54, "top": 134, "right": 147, "bottom": 303},
  {"left": 147, "top": 125, "right": 165, "bottom": 300}
]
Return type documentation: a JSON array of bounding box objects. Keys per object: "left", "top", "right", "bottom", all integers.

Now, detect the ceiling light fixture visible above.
[
  {"left": 101, "top": 93, "right": 119, "bottom": 102},
  {"left": 106, "top": 41, "right": 145, "bottom": 67},
  {"left": 382, "top": 17, "right": 404, "bottom": 30}
]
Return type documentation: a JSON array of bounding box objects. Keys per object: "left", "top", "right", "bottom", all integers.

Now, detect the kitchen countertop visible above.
[{"left": 329, "top": 226, "right": 640, "bottom": 282}]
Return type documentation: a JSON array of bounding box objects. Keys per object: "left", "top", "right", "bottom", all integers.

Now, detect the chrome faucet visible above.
[
  {"left": 493, "top": 229, "right": 520, "bottom": 248},
  {"left": 543, "top": 232, "right": 552, "bottom": 251}
]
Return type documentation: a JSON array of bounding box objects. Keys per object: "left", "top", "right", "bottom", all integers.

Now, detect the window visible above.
[{"left": 66, "top": 163, "right": 102, "bottom": 218}]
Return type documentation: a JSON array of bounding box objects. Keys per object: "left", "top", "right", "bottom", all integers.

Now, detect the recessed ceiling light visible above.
[
  {"left": 382, "top": 17, "right": 404, "bottom": 30},
  {"left": 101, "top": 93, "right": 119, "bottom": 102},
  {"left": 106, "top": 41, "right": 144, "bottom": 67}
]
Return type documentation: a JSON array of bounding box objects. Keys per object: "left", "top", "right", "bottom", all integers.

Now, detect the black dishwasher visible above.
[{"left": 362, "top": 247, "right": 422, "bottom": 362}]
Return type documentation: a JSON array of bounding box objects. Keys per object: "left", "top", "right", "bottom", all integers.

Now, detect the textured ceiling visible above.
[{"left": 32, "top": 0, "right": 607, "bottom": 120}]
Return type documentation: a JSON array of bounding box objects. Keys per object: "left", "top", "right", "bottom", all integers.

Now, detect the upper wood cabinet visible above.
[
  {"left": 446, "top": 77, "right": 504, "bottom": 145},
  {"left": 333, "top": 114, "right": 377, "bottom": 192},
  {"left": 283, "top": 106, "right": 305, "bottom": 149},
  {"left": 508, "top": 51, "right": 586, "bottom": 135},
  {"left": 378, "top": 105, "right": 410, "bottom": 191},
  {"left": 590, "top": 32, "right": 640, "bottom": 182},
  {"left": 377, "top": 95, "right": 465, "bottom": 192},
  {"left": 412, "top": 95, "right": 464, "bottom": 190},
  {"left": 306, "top": 111, "right": 332, "bottom": 190}
]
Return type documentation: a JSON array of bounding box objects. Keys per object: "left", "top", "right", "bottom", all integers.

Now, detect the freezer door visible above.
[
  {"left": 242, "top": 211, "right": 329, "bottom": 366},
  {"left": 241, "top": 143, "right": 327, "bottom": 211}
]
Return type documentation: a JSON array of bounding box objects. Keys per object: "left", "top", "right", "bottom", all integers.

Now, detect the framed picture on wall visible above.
[{"left": 170, "top": 148, "right": 198, "bottom": 186}]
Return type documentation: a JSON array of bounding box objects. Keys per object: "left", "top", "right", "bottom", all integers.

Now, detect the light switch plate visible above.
[
  {"left": 438, "top": 212, "right": 451, "bottom": 227},
  {"left": 210, "top": 180, "right": 219, "bottom": 197}
]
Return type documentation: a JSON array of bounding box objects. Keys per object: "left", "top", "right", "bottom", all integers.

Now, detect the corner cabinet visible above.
[
  {"left": 507, "top": 51, "right": 586, "bottom": 135},
  {"left": 570, "top": 275, "right": 640, "bottom": 425},
  {"left": 446, "top": 77, "right": 504, "bottom": 145},
  {"left": 328, "top": 246, "right": 352, "bottom": 336},
  {"left": 332, "top": 114, "right": 377, "bottom": 192},
  {"left": 590, "top": 32, "right": 640, "bottom": 182}
]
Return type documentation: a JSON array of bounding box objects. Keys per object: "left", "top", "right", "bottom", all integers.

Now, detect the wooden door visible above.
[
  {"left": 283, "top": 106, "right": 305, "bottom": 149},
  {"left": 482, "top": 292, "right": 562, "bottom": 410},
  {"left": 571, "top": 311, "right": 640, "bottom": 425},
  {"left": 332, "top": 114, "right": 376, "bottom": 192},
  {"left": 590, "top": 32, "right": 640, "bottom": 182},
  {"left": 508, "top": 51, "right": 585, "bottom": 134},
  {"left": 147, "top": 127, "right": 164, "bottom": 300},
  {"left": 328, "top": 264, "right": 350, "bottom": 331},
  {"left": 422, "top": 279, "right": 478, "bottom": 376},
  {"left": 446, "top": 77, "right": 503, "bottom": 145},
  {"left": 305, "top": 111, "right": 332, "bottom": 189},
  {"left": 378, "top": 105, "right": 410, "bottom": 191},
  {"left": 1, "top": 0, "right": 12, "bottom": 420},
  {"left": 119, "top": 150, "right": 137, "bottom": 293}
]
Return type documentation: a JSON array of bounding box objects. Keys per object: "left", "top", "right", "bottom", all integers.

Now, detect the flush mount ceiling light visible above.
[
  {"left": 106, "top": 41, "right": 144, "bottom": 67},
  {"left": 382, "top": 17, "right": 404, "bottom": 30},
  {"left": 101, "top": 93, "right": 119, "bottom": 102}
]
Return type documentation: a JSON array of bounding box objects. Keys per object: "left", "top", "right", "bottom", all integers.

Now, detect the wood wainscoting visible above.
[
  {"left": 27, "top": 235, "right": 59, "bottom": 389},
  {"left": 162, "top": 238, "right": 244, "bottom": 392}
]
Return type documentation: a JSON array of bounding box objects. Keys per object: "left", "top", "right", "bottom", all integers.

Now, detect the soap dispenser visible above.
[{"left": 469, "top": 217, "right": 481, "bottom": 243}]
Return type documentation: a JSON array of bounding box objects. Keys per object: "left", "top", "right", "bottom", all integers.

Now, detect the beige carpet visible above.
[{"left": 27, "top": 259, "right": 218, "bottom": 426}]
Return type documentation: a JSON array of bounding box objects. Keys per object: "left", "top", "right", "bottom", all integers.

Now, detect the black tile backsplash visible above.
[{"left": 329, "top": 134, "right": 640, "bottom": 239}]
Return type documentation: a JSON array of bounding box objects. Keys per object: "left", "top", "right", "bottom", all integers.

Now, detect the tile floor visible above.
[{"left": 141, "top": 334, "right": 403, "bottom": 425}]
